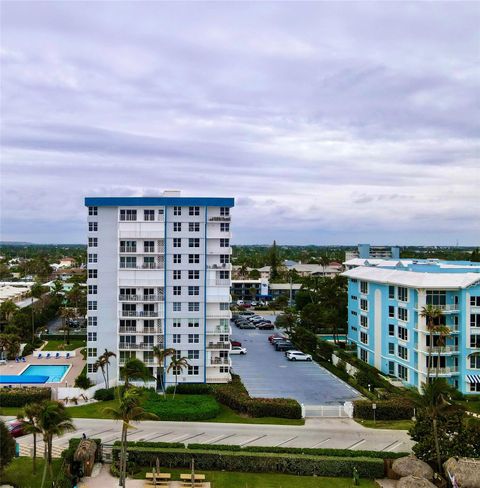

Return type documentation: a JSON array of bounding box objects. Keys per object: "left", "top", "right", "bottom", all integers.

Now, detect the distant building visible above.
[
  {"left": 231, "top": 278, "right": 301, "bottom": 301},
  {"left": 345, "top": 244, "right": 400, "bottom": 261},
  {"left": 235, "top": 261, "right": 343, "bottom": 281},
  {"left": 59, "top": 257, "right": 76, "bottom": 268}
]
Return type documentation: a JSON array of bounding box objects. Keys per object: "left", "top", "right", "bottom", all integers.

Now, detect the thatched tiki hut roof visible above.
[
  {"left": 74, "top": 439, "right": 97, "bottom": 476},
  {"left": 392, "top": 455, "right": 434, "bottom": 480},
  {"left": 444, "top": 457, "right": 480, "bottom": 488},
  {"left": 397, "top": 476, "right": 436, "bottom": 488}
]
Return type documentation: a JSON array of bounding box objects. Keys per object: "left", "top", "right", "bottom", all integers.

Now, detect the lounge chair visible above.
[
  {"left": 65, "top": 352, "right": 70, "bottom": 359},
  {"left": 37, "top": 353, "right": 42, "bottom": 359},
  {"left": 21, "top": 357, "right": 26, "bottom": 362},
  {"left": 15, "top": 357, "right": 20, "bottom": 363},
  {"left": 55, "top": 353, "right": 60, "bottom": 359},
  {"left": 45, "top": 353, "right": 51, "bottom": 359}
]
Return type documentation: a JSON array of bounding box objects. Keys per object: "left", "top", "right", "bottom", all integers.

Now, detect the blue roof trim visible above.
[{"left": 85, "top": 197, "right": 234, "bottom": 207}]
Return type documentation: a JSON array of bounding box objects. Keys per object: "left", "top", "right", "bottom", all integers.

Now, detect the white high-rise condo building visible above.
[{"left": 85, "top": 191, "right": 234, "bottom": 387}]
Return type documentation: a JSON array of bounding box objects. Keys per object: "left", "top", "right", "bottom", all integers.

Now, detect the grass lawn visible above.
[
  {"left": 355, "top": 418, "right": 413, "bottom": 430},
  {"left": 67, "top": 399, "right": 118, "bottom": 418},
  {"left": 459, "top": 400, "right": 480, "bottom": 414},
  {"left": 0, "top": 456, "right": 63, "bottom": 488},
  {"left": 132, "top": 467, "right": 375, "bottom": 487},
  {"left": 0, "top": 406, "right": 24, "bottom": 416},
  {"left": 42, "top": 339, "right": 86, "bottom": 351}
]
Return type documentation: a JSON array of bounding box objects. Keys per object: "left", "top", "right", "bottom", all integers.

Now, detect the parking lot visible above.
[{"left": 230, "top": 316, "right": 362, "bottom": 408}]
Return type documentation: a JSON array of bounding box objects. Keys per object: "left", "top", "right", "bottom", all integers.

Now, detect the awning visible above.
[{"left": 466, "top": 374, "right": 480, "bottom": 384}]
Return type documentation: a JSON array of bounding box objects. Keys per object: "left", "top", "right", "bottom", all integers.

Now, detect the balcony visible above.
[
  {"left": 208, "top": 279, "right": 231, "bottom": 287},
  {"left": 416, "top": 345, "right": 459, "bottom": 354},
  {"left": 119, "top": 311, "right": 160, "bottom": 318},
  {"left": 206, "top": 326, "right": 231, "bottom": 335},
  {"left": 119, "top": 246, "right": 137, "bottom": 253},
  {"left": 434, "top": 367, "right": 459, "bottom": 375},
  {"left": 119, "top": 294, "right": 164, "bottom": 302},
  {"left": 209, "top": 357, "right": 230, "bottom": 365},
  {"left": 208, "top": 216, "right": 230, "bottom": 222},
  {"left": 207, "top": 342, "right": 230, "bottom": 350},
  {"left": 120, "top": 264, "right": 165, "bottom": 270},
  {"left": 207, "top": 263, "right": 232, "bottom": 270},
  {"left": 415, "top": 303, "right": 459, "bottom": 312},
  {"left": 119, "top": 342, "right": 161, "bottom": 350},
  {"left": 206, "top": 311, "right": 231, "bottom": 319},
  {"left": 119, "top": 327, "right": 163, "bottom": 334},
  {"left": 415, "top": 324, "right": 459, "bottom": 333}
]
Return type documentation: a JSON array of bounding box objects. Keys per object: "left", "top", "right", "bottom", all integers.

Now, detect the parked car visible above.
[
  {"left": 236, "top": 300, "right": 244, "bottom": 306},
  {"left": 257, "top": 323, "right": 274, "bottom": 330},
  {"left": 268, "top": 334, "right": 285, "bottom": 343},
  {"left": 230, "top": 340, "right": 242, "bottom": 347},
  {"left": 251, "top": 301, "right": 257, "bottom": 306},
  {"left": 7, "top": 420, "right": 26, "bottom": 438},
  {"left": 238, "top": 322, "right": 256, "bottom": 329},
  {"left": 230, "top": 346, "right": 247, "bottom": 355},
  {"left": 286, "top": 351, "right": 312, "bottom": 361},
  {"left": 275, "top": 341, "right": 294, "bottom": 351},
  {"left": 239, "top": 311, "right": 255, "bottom": 316},
  {"left": 271, "top": 336, "right": 288, "bottom": 345}
]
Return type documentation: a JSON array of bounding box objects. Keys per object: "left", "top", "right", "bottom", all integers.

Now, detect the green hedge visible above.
[
  {"left": 353, "top": 398, "right": 414, "bottom": 420},
  {"left": 0, "top": 387, "right": 51, "bottom": 407},
  {"left": 62, "top": 438, "right": 102, "bottom": 464},
  {"left": 93, "top": 387, "right": 115, "bottom": 401},
  {"left": 142, "top": 391, "right": 220, "bottom": 421},
  {"left": 114, "top": 441, "right": 185, "bottom": 449},
  {"left": 113, "top": 447, "right": 385, "bottom": 478},
  {"left": 165, "top": 383, "right": 213, "bottom": 395},
  {"left": 213, "top": 375, "right": 301, "bottom": 419}
]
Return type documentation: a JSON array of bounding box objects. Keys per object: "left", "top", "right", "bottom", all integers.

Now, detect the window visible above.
[
  {"left": 219, "top": 270, "right": 229, "bottom": 280},
  {"left": 360, "top": 331, "right": 368, "bottom": 344},
  {"left": 120, "top": 256, "right": 137, "bottom": 268},
  {"left": 398, "top": 308, "right": 408, "bottom": 322},
  {"left": 173, "top": 334, "right": 181, "bottom": 344},
  {"left": 220, "top": 302, "right": 229, "bottom": 310},
  {"left": 189, "top": 254, "right": 200, "bottom": 264},
  {"left": 173, "top": 238, "right": 182, "bottom": 248},
  {"left": 398, "top": 345, "right": 408, "bottom": 360},
  {"left": 351, "top": 311, "right": 357, "bottom": 316},
  {"left": 188, "top": 365, "right": 199, "bottom": 375},
  {"left": 350, "top": 295, "right": 358, "bottom": 301},
  {"left": 220, "top": 366, "right": 229, "bottom": 373},
  {"left": 360, "top": 299, "right": 368, "bottom": 311},
  {"left": 398, "top": 364, "right": 408, "bottom": 381},
  {"left": 144, "top": 241, "right": 154, "bottom": 252},
  {"left": 144, "top": 209, "right": 155, "bottom": 221},
  {"left": 88, "top": 285, "right": 97, "bottom": 295},
  {"left": 120, "top": 209, "right": 137, "bottom": 221},
  {"left": 188, "top": 286, "right": 199, "bottom": 296},
  {"left": 173, "top": 206, "right": 182, "bottom": 216},
  {"left": 89, "top": 222, "right": 98, "bottom": 232},
  {"left": 397, "top": 287, "right": 408, "bottom": 302},
  {"left": 189, "top": 222, "right": 200, "bottom": 232},
  {"left": 360, "top": 281, "right": 368, "bottom": 294},
  {"left": 189, "top": 238, "right": 200, "bottom": 248},
  {"left": 470, "top": 383, "right": 480, "bottom": 392},
  {"left": 388, "top": 343, "right": 395, "bottom": 354},
  {"left": 188, "top": 302, "right": 200, "bottom": 312},
  {"left": 188, "top": 334, "right": 200, "bottom": 343},
  {"left": 470, "top": 296, "right": 480, "bottom": 307},
  {"left": 189, "top": 270, "right": 200, "bottom": 280},
  {"left": 470, "top": 356, "right": 480, "bottom": 369},
  {"left": 188, "top": 350, "right": 200, "bottom": 360},
  {"left": 471, "top": 314, "right": 480, "bottom": 327},
  {"left": 88, "top": 253, "right": 97, "bottom": 263},
  {"left": 173, "top": 286, "right": 181, "bottom": 296},
  {"left": 189, "top": 206, "right": 200, "bottom": 216},
  {"left": 173, "top": 254, "right": 182, "bottom": 264},
  {"left": 88, "top": 316, "right": 97, "bottom": 327},
  {"left": 87, "top": 348, "right": 97, "bottom": 358},
  {"left": 454, "top": 315, "right": 459, "bottom": 326},
  {"left": 88, "top": 269, "right": 97, "bottom": 279},
  {"left": 388, "top": 361, "right": 395, "bottom": 375},
  {"left": 173, "top": 270, "right": 182, "bottom": 280},
  {"left": 88, "top": 300, "right": 97, "bottom": 310},
  {"left": 173, "top": 320, "right": 181, "bottom": 328},
  {"left": 389, "top": 323, "right": 395, "bottom": 336},
  {"left": 398, "top": 326, "right": 408, "bottom": 341},
  {"left": 174, "top": 222, "right": 182, "bottom": 232},
  {"left": 360, "top": 348, "right": 368, "bottom": 362},
  {"left": 173, "top": 302, "right": 181, "bottom": 312},
  {"left": 389, "top": 286, "right": 395, "bottom": 299},
  {"left": 88, "top": 237, "right": 98, "bottom": 247},
  {"left": 220, "top": 238, "right": 229, "bottom": 247},
  {"left": 360, "top": 315, "right": 368, "bottom": 328},
  {"left": 88, "top": 206, "right": 97, "bottom": 216},
  {"left": 120, "top": 240, "right": 136, "bottom": 252},
  {"left": 220, "top": 254, "right": 230, "bottom": 264},
  {"left": 470, "top": 335, "right": 480, "bottom": 348},
  {"left": 220, "top": 207, "right": 229, "bottom": 216},
  {"left": 426, "top": 290, "right": 446, "bottom": 306},
  {"left": 389, "top": 306, "right": 395, "bottom": 318},
  {"left": 87, "top": 364, "right": 98, "bottom": 373},
  {"left": 88, "top": 332, "right": 97, "bottom": 342},
  {"left": 188, "top": 320, "right": 199, "bottom": 328},
  {"left": 220, "top": 223, "right": 230, "bottom": 232}
]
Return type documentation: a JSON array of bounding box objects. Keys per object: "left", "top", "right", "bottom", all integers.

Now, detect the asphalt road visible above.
[{"left": 230, "top": 319, "right": 362, "bottom": 407}]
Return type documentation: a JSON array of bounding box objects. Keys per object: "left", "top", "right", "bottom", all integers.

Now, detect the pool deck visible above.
[{"left": 0, "top": 348, "right": 85, "bottom": 387}]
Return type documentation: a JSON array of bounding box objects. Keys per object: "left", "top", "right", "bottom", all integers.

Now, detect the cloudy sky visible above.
[{"left": 1, "top": 2, "right": 479, "bottom": 245}]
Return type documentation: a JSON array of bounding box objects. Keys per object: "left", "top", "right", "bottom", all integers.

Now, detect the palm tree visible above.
[
  {"left": 94, "top": 355, "right": 108, "bottom": 388},
  {"left": 420, "top": 305, "right": 444, "bottom": 381},
  {"left": 67, "top": 283, "right": 83, "bottom": 311},
  {"left": 59, "top": 307, "right": 76, "bottom": 345},
  {"left": 29, "top": 282, "right": 44, "bottom": 342},
  {"left": 102, "top": 349, "right": 117, "bottom": 388},
  {"left": 17, "top": 403, "right": 42, "bottom": 474},
  {"left": 104, "top": 388, "right": 158, "bottom": 487},
  {"left": 0, "top": 300, "right": 18, "bottom": 322},
  {"left": 435, "top": 324, "right": 452, "bottom": 377},
  {"left": 408, "top": 379, "right": 457, "bottom": 473},
  {"left": 0, "top": 333, "right": 21, "bottom": 360},
  {"left": 152, "top": 346, "right": 175, "bottom": 394},
  {"left": 120, "top": 357, "right": 153, "bottom": 389},
  {"left": 36, "top": 401, "right": 75, "bottom": 488},
  {"left": 167, "top": 355, "right": 190, "bottom": 399},
  {"left": 319, "top": 254, "right": 330, "bottom": 277},
  {"left": 50, "top": 280, "right": 64, "bottom": 298}
]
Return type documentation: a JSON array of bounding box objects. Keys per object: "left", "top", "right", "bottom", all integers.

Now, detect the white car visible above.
[
  {"left": 230, "top": 346, "right": 247, "bottom": 355},
  {"left": 286, "top": 350, "right": 312, "bottom": 361}
]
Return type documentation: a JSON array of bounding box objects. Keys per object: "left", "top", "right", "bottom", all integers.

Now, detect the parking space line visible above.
[
  {"left": 204, "top": 433, "right": 236, "bottom": 445},
  {"left": 182, "top": 432, "right": 206, "bottom": 443},
  {"left": 165, "top": 433, "right": 199, "bottom": 443},
  {"left": 347, "top": 439, "right": 366, "bottom": 450},
  {"left": 384, "top": 441, "right": 404, "bottom": 452},
  {"left": 240, "top": 435, "right": 267, "bottom": 447},
  {"left": 274, "top": 436, "right": 297, "bottom": 447},
  {"left": 311, "top": 438, "right": 331, "bottom": 447},
  {"left": 145, "top": 431, "right": 173, "bottom": 441}
]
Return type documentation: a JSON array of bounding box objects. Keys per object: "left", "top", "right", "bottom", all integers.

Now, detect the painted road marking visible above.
[
  {"left": 274, "top": 436, "right": 297, "bottom": 447},
  {"left": 384, "top": 441, "right": 404, "bottom": 452},
  {"left": 311, "top": 438, "right": 331, "bottom": 448},
  {"left": 204, "top": 434, "right": 236, "bottom": 445},
  {"left": 145, "top": 431, "right": 174, "bottom": 441},
  {"left": 347, "top": 439, "right": 366, "bottom": 450},
  {"left": 240, "top": 435, "right": 267, "bottom": 447}
]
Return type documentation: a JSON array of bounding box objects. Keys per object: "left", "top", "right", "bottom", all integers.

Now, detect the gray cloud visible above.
[{"left": 1, "top": 1, "right": 479, "bottom": 244}]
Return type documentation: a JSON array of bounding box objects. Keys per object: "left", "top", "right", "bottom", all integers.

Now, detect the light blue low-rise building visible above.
[{"left": 342, "top": 259, "right": 480, "bottom": 394}]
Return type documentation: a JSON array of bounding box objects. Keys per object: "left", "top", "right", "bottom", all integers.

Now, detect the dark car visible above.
[
  {"left": 257, "top": 323, "right": 274, "bottom": 330},
  {"left": 238, "top": 322, "right": 256, "bottom": 329},
  {"left": 7, "top": 420, "right": 26, "bottom": 438},
  {"left": 275, "top": 341, "right": 294, "bottom": 351},
  {"left": 268, "top": 334, "right": 285, "bottom": 343},
  {"left": 230, "top": 340, "right": 242, "bottom": 347},
  {"left": 271, "top": 336, "right": 288, "bottom": 345}
]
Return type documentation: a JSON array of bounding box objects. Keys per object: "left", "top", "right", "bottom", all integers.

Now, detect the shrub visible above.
[
  {"left": 93, "top": 387, "right": 115, "bottom": 401},
  {"left": 165, "top": 383, "right": 212, "bottom": 395},
  {"left": 213, "top": 374, "right": 301, "bottom": 419},
  {"left": 0, "top": 387, "right": 51, "bottom": 407},
  {"left": 0, "top": 420, "right": 15, "bottom": 473},
  {"left": 354, "top": 369, "right": 383, "bottom": 390},
  {"left": 21, "top": 342, "right": 35, "bottom": 357},
  {"left": 353, "top": 398, "right": 415, "bottom": 420},
  {"left": 74, "top": 375, "right": 92, "bottom": 389},
  {"left": 142, "top": 391, "right": 220, "bottom": 421},
  {"left": 113, "top": 446, "right": 385, "bottom": 478},
  {"left": 114, "top": 441, "right": 185, "bottom": 449},
  {"left": 63, "top": 438, "right": 103, "bottom": 464}
]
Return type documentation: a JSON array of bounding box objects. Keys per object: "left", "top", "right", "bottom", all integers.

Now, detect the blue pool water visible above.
[
  {"left": 20, "top": 365, "right": 69, "bottom": 383},
  {"left": 318, "top": 335, "right": 347, "bottom": 342}
]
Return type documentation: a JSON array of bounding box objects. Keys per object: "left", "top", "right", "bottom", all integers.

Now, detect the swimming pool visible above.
[
  {"left": 20, "top": 365, "right": 70, "bottom": 383},
  {"left": 318, "top": 335, "right": 347, "bottom": 342}
]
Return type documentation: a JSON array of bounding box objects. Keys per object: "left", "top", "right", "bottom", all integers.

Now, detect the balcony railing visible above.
[
  {"left": 119, "top": 342, "right": 162, "bottom": 350},
  {"left": 419, "top": 345, "right": 459, "bottom": 354},
  {"left": 435, "top": 367, "right": 459, "bottom": 375},
  {"left": 207, "top": 263, "right": 232, "bottom": 270},
  {"left": 209, "top": 216, "right": 230, "bottom": 222},
  {"left": 119, "top": 327, "right": 163, "bottom": 334},
  {"left": 206, "top": 327, "right": 230, "bottom": 335},
  {"left": 119, "top": 294, "right": 164, "bottom": 302},
  {"left": 415, "top": 303, "right": 460, "bottom": 312},
  {"left": 210, "top": 357, "right": 230, "bottom": 365},
  {"left": 120, "top": 263, "right": 165, "bottom": 270},
  {"left": 207, "top": 342, "right": 230, "bottom": 350},
  {"left": 120, "top": 311, "right": 160, "bottom": 318},
  {"left": 119, "top": 246, "right": 137, "bottom": 253}
]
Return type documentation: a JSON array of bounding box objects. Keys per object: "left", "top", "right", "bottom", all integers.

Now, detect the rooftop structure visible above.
[{"left": 345, "top": 244, "right": 400, "bottom": 262}]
